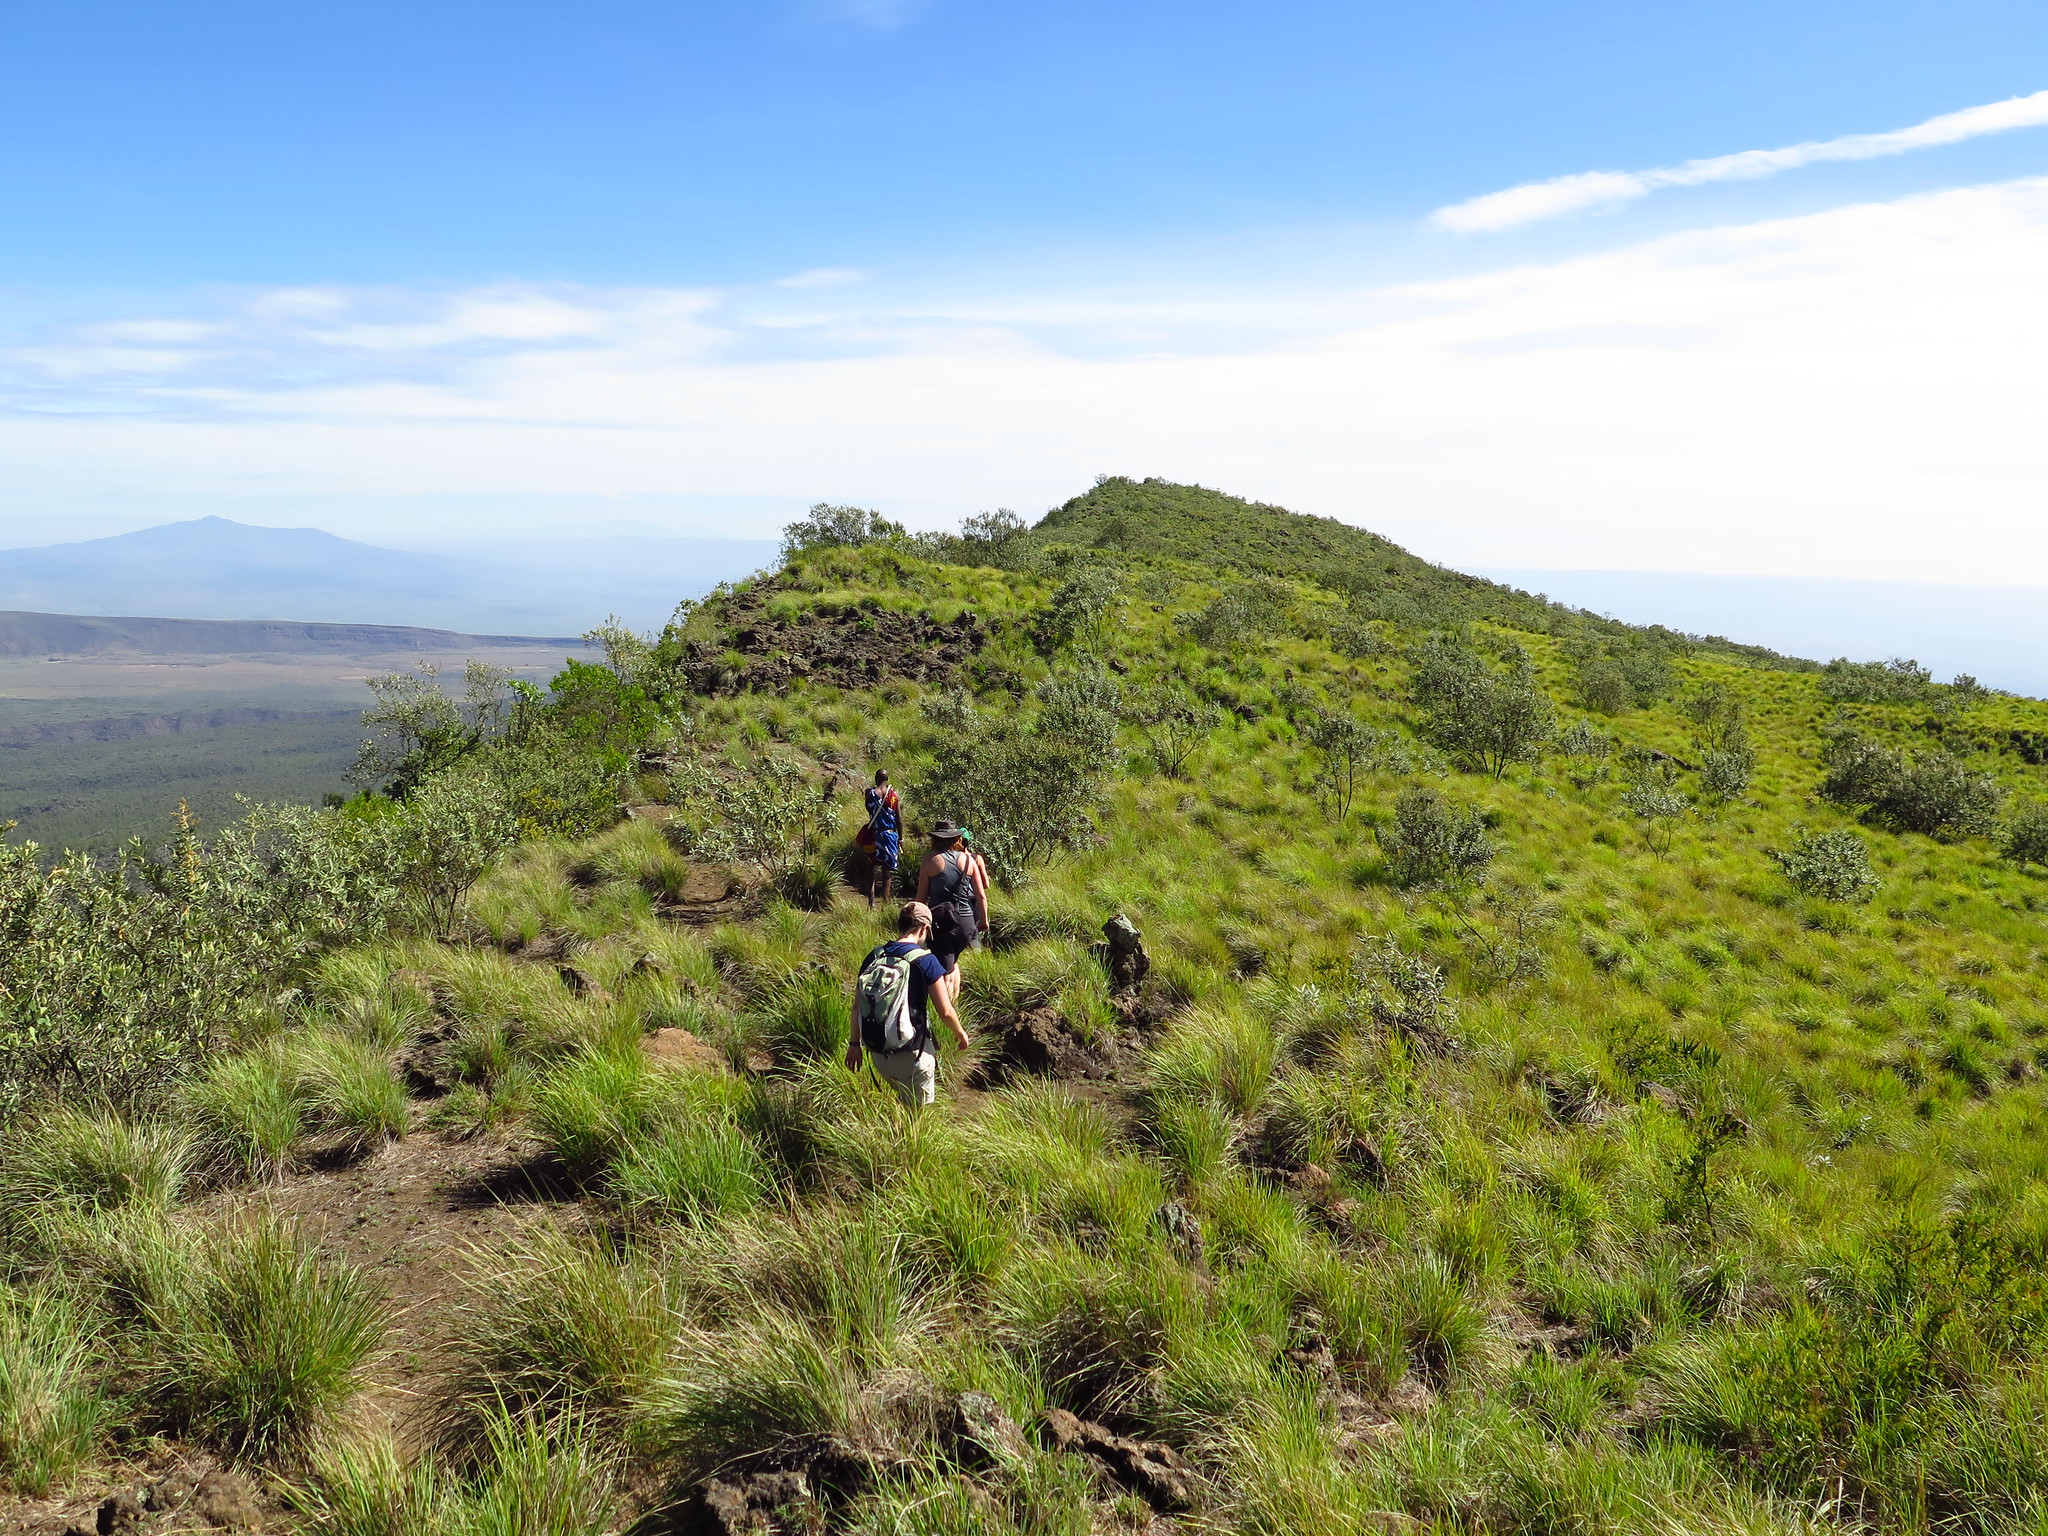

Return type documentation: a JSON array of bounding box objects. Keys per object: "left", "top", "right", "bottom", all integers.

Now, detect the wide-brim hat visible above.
[{"left": 929, "top": 820, "right": 964, "bottom": 840}]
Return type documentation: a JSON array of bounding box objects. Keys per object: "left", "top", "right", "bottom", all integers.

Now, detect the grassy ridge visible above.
[{"left": 6, "top": 491, "right": 2048, "bottom": 1531}]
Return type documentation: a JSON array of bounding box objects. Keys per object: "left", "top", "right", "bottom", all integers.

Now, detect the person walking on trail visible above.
[
  {"left": 857, "top": 770, "right": 902, "bottom": 907},
  {"left": 917, "top": 820, "right": 989, "bottom": 970},
  {"left": 847, "top": 901, "right": 969, "bottom": 1110}
]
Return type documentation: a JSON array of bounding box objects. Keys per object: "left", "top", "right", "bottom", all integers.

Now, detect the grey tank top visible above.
[{"left": 928, "top": 850, "right": 977, "bottom": 927}]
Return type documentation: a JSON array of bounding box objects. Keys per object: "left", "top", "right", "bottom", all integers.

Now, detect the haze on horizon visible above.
[{"left": 3, "top": 0, "right": 2047, "bottom": 598}]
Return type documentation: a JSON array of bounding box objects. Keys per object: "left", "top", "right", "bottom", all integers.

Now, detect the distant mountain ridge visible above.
[
  {"left": 0, "top": 706, "right": 357, "bottom": 749},
  {"left": 0, "top": 517, "right": 775, "bottom": 634},
  {"left": 0, "top": 609, "right": 582, "bottom": 657}
]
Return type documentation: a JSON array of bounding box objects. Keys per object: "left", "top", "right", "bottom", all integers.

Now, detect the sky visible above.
[{"left": 5, "top": 0, "right": 2048, "bottom": 584}]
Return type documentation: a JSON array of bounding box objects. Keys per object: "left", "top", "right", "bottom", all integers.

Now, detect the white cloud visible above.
[
  {"left": 1432, "top": 89, "right": 2048, "bottom": 232},
  {"left": 7, "top": 177, "right": 2048, "bottom": 584},
  {"left": 774, "top": 267, "right": 873, "bottom": 289}
]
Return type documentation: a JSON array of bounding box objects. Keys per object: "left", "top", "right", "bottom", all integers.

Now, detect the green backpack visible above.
[{"left": 857, "top": 944, "right": 928, "bottom": 1054}]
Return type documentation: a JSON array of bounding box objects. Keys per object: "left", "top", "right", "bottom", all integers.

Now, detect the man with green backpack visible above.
[{"left": 846, "top": 901, "right": 970, "bottom": 1109}]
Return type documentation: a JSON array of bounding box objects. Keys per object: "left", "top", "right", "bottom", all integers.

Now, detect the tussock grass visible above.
[
  {"left": 0, "top": 1283, "right": 113, "bottom": 1495},
  {"left": 133, "top": 1210, "right": 385, "bottom": 1454}
]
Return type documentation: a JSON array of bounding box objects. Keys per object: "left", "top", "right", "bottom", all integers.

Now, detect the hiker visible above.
[
  {"left": 856, "top": 769, "right": 902, "bottom": 906},
  {"left": 916, "top": 820, "right": 989, "bottom": 970},
  {"left": 847, "top": 901, "right": 970, "bottom": 1109}
]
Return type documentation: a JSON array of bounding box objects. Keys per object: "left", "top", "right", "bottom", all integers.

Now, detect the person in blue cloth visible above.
[
  {"left": 845, "top": 901, "right": 969, "bottom": 1109},
  {"left": 860, "top": 769, "right": 902, "bottom": 907}
]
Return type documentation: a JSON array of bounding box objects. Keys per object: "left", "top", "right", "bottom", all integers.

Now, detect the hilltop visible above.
[
  {"left": 1015, "top": 477, "right": 1809, "bottom": 667},
  {"left": 3, "top": 480, "right": 2048, "bottom": 1536}
]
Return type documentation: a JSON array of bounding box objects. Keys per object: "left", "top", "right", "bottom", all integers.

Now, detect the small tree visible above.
[
  {"left": 1188, "top": 578, "right": 1294, "bottom": 647},
  {"left": 1769, "top": 829, "right": 1879, "bottom": 903},
  {"left": 1697, "top": 717, "right": 1756, "bottom": 804},
  {"left": 1555, "top": 720, "right": 1612, "bottom": 791},
  {"left": 1130, "top": 681, "right": 1219, "bottom": 779},
  {"left": 1033, "top": 566, "right": 1123, "bottom": 653},
  {"left": 1619, "top": 753, "right": 1688, "bottom": 849},
  {"left": 1409, "top": 636, "right": 1554, "bottom": 777},
  {"left": 1303, "top": 709, "right": 1402, "bottom": 820},
  {"left": 779, "top": 503, "right": 906, "bottom": 563},
  {"left": 1346, "top": 935, "right": 1460, "bottom": 1054},
  {"left": 350, "top": 660, "right": 516, "bottom": 795},
  {"left": 2001, "top": 802, "right": 2048, "bottom": 868},
  {"left": 911, "top": 669, "right": 1124, "bottom": 882},
  {"left": 1380, "top": 786, "right": 1494, "bottom": 889}
]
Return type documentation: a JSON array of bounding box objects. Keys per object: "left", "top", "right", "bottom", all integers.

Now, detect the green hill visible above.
[
  {"left": 4, "top": 483, "right": 2048, "bottom": 1535},
  {"left": 1017, "top": 475, "right": 1808, "bottom": 666}
]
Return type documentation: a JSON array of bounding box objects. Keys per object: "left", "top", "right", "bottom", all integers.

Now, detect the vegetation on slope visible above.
[{"left": 4, "top": 482, "right": 2048, "bottom": 1533}]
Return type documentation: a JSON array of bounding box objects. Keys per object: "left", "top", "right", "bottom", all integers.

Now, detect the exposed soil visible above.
[
  {"left": 672, "top": 581, "right": 987, "bottom": 695},
  {"left": 242, "top": 1123, "right": 584, "bottom": 1442}
]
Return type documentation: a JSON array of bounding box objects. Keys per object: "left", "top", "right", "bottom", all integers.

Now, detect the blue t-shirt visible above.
[{"left": 869, "top": 939, "right": 953, "bottom": 1041}]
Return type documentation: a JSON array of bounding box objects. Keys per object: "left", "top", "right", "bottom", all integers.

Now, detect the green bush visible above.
[
  {"left": 2002, "top": 802, "right": 2048, "bottom": 868},
  {"left": 1379, "top": 786, "right": 1493, "bottom": 888},
  {"left": 1820, "top": 730, "right": 2003, "bottom": 839},
  {"left": 1408, "top": 636, "right": 1554, "bottom": 776},
  {"left": 1769, "top": 830, "right": 1880, "bottom": 902}
]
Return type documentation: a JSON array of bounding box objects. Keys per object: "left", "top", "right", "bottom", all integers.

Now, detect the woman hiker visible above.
[
  {"left": 916, "top": 820, "right": 989, "bottom": 971},
  {"left": 859, "top": 769, "right": 902, "bottom": 907}
]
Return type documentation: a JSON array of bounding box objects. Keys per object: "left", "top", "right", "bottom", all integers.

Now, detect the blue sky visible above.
[{"left": 4, "top": 0, "right": 2048, "bottom": 581}]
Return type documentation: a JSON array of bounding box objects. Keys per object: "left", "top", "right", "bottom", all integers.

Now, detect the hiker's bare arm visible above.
[
  {"left": 845, "top": 1001, "right": 862, "bottom": 1069},
  {"left": 969, "top": 859, "right": 990, "bottom": 929},
  {"left": 931, "top": 984, "right": 970, "bottom": 1053},
  {"left": 915, "top": 859, "right": 932, "bottom": 904}
]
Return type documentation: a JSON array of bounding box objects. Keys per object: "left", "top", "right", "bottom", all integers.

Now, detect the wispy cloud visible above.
[
  {"left": 1431, "top": 89, "right": 2048, "bottom": 232},
  {"left": 774, "top": 267, "right": 872, "bottom": 289},
  {"left": 8, "top": 178, "right": 2048, "bottom": 582}
]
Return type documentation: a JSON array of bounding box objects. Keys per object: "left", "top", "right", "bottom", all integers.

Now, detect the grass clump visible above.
[{"left": 136, "top": 1211, "right": 385, "bottom": 1455}]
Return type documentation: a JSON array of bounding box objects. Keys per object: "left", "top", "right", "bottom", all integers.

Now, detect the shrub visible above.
[
  {"left": 1033, "top": 566, "right": 1122, "bottom": 652},
  {"left": 1379, "top": 786, "right": 1493, "bottom": 888},
  {"left": 1303, "top": 710, "right": 1404, "bottom": 820},
  {"left": 1769, "top": 830, "right": 1879, "bottom": 903},
  {"left": 2002, "top": 802, "right": 2048, "bottom": 868},
  {"left": 0, "top": 1285, "right": 113, "bottom": 1495},
  {"left": 1881, "top": 751, "right": 2003, "bottom": 839},
  {"left": 1408, "top": 636, "right": 1554, "bottom": 776},
  {"left": 1820, "top": 656, "right": 1934, "bottom": 703},
  {"left": 1189, "top": 577, "right": 1295, "bottom": 646},
  {"left": 781, "top": 503, "right": 906, "bottom": 562},
  {"left": 667, "top": 751, "right": 834, "bottom": 882},
  {"left": 0, "top": 800, "right": 411, "bottom": 1115},
  {"left": 1571, "top": 643, "right": 1673, "bottom": 713},
  {"left": 911, "top": 673, "right": 1122, "bottom": 882},
  {"left": 1697, "top": 723, "right": 1756, "bottom": 803},
  {"left": 1129, "top": 682, "right": 1218, "bottom": 779},
  {"left": 1820, "top": 731, "right": 2003, "bottom": 839},
  {"left": 1347, "top": 936, "right": 1459, "bottom": 1053},
  {"left": 139, "top": 1212, "right": 385, "bottom": 1454}
]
